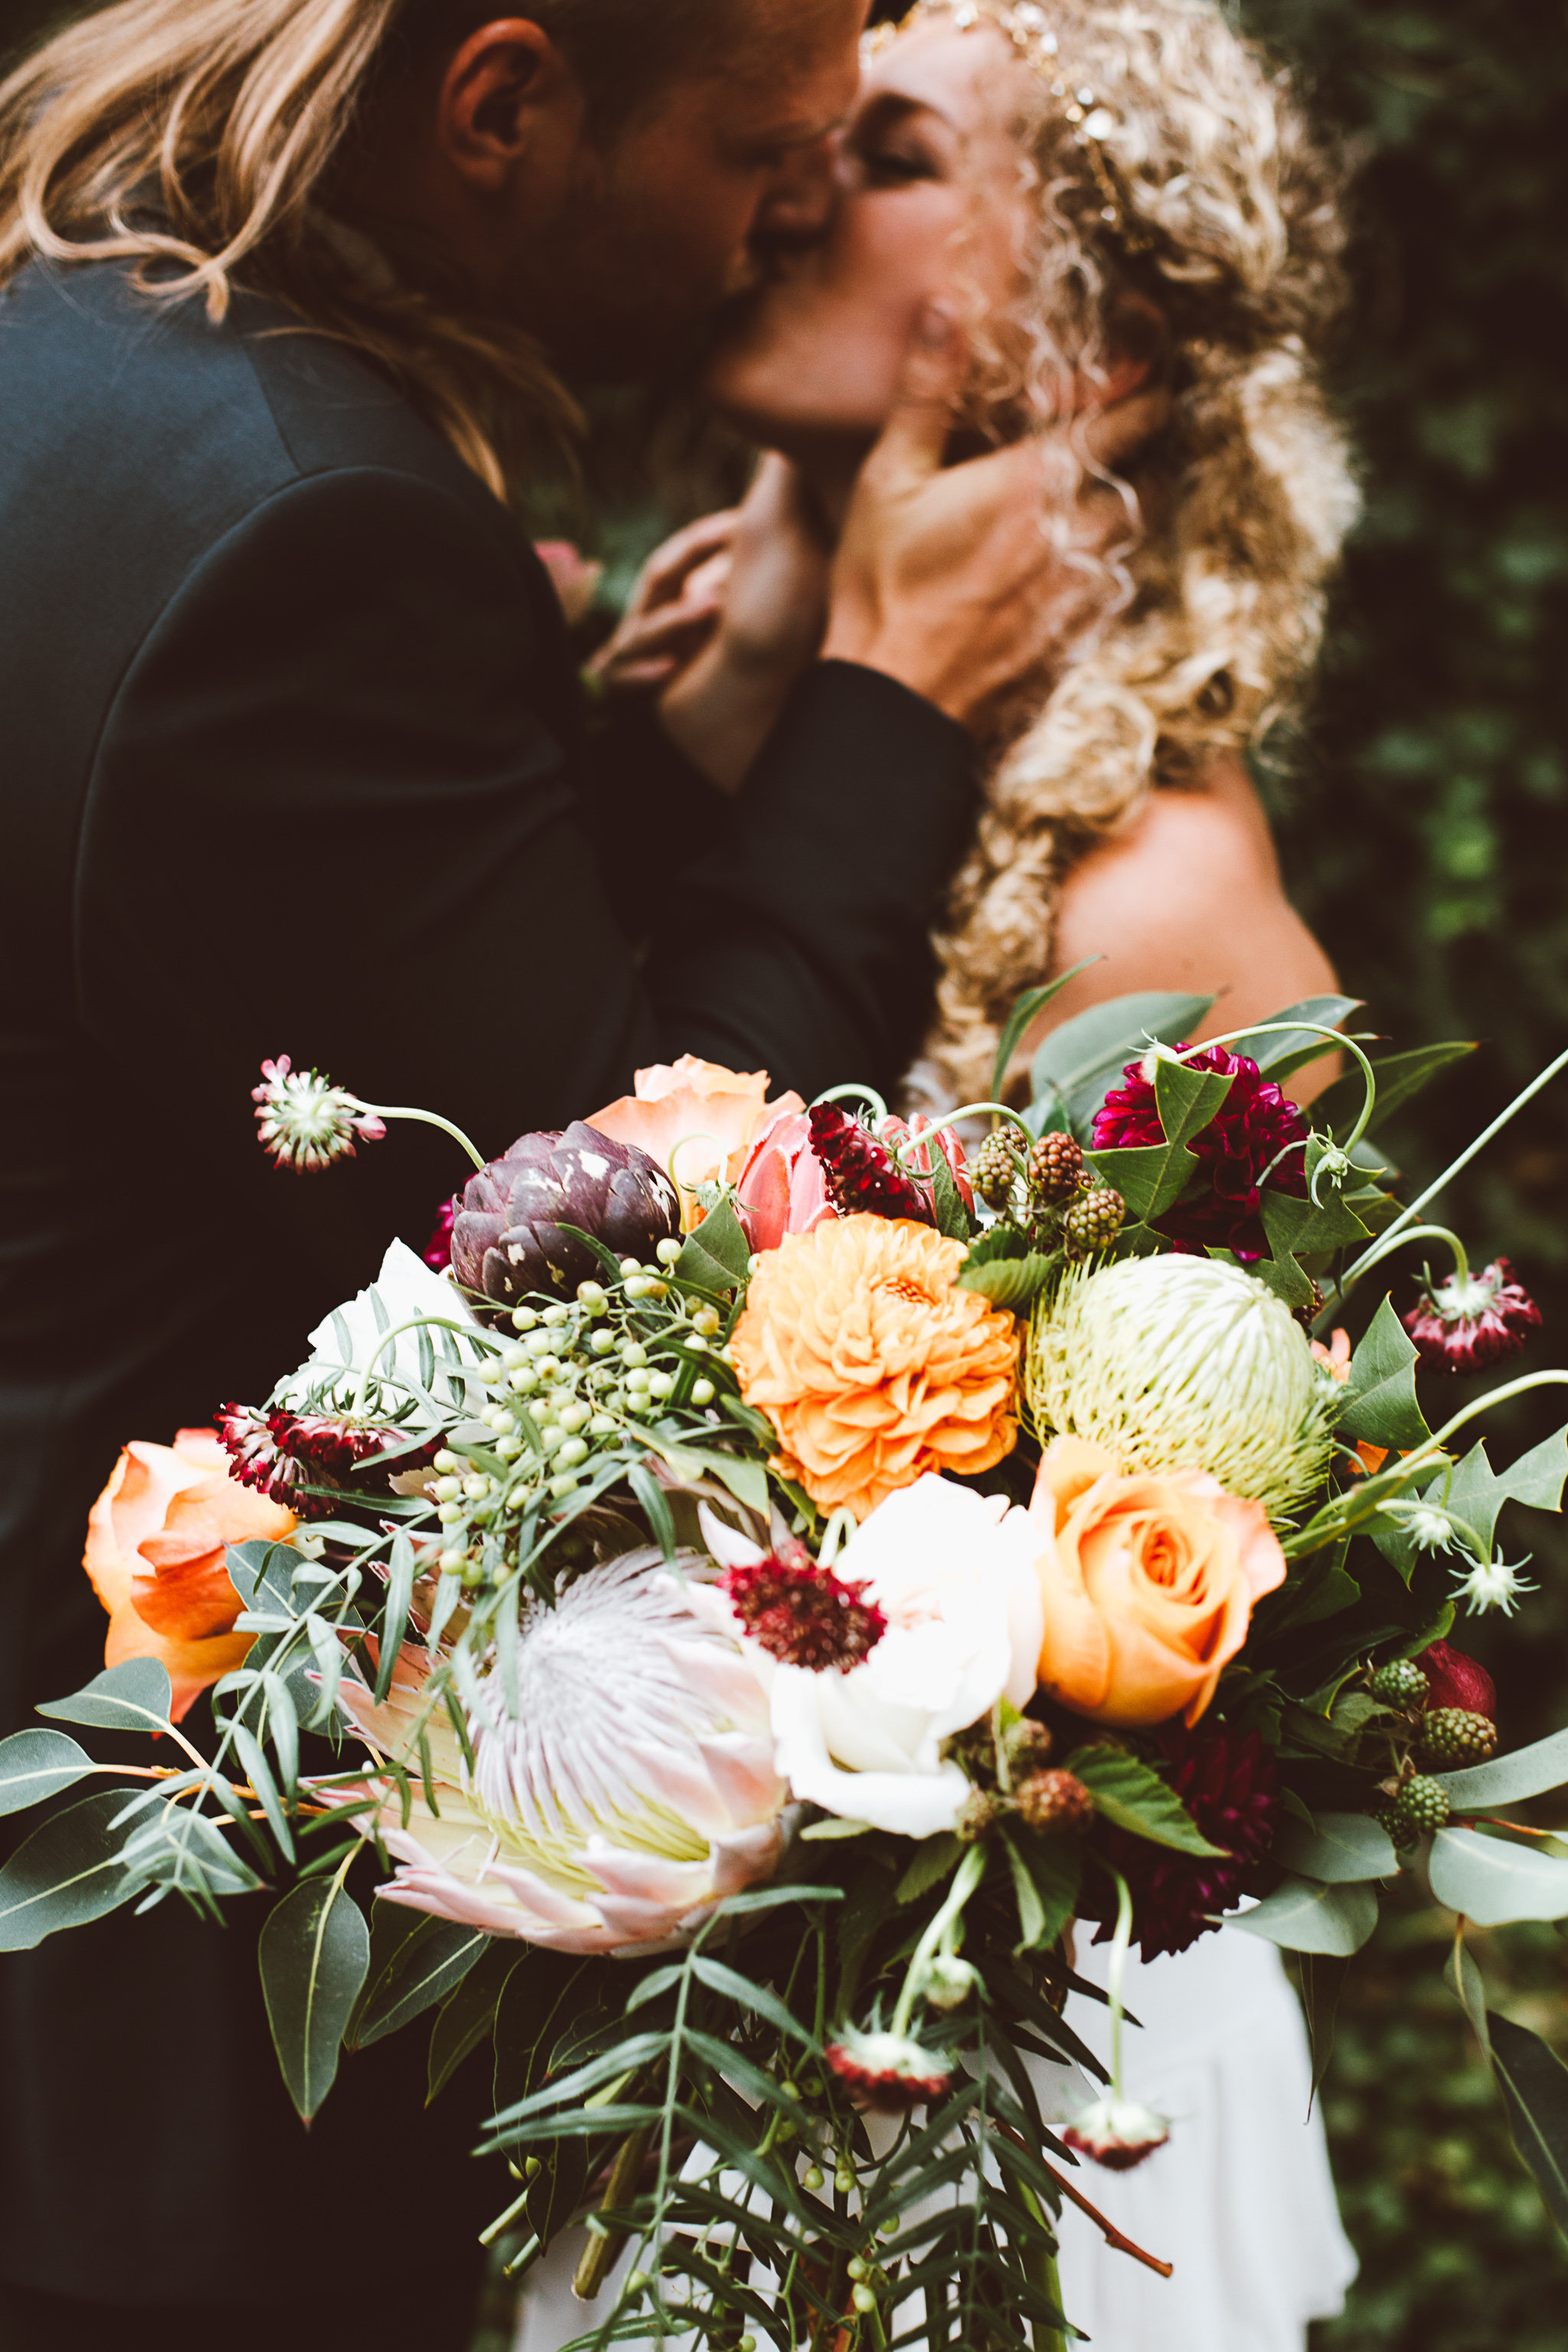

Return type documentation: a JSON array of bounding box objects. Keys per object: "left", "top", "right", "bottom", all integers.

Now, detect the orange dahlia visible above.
[{"left": 730, "top": 1216, "right": 1020, "bottom": 1520}]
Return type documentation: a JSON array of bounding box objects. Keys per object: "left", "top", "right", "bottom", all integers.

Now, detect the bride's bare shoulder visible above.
[{"left": 1031, "top": 752, "right": 1339, "bottom": 1076}]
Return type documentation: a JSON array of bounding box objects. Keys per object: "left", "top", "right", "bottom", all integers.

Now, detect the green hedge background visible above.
[{"left": 5, "top": 0, "right": 1566, "bottom": 2339}]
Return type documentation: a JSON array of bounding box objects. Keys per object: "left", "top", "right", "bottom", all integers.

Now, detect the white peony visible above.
[{"left": 701, "top": 1475, "right": 1043, "bottom": 1839}]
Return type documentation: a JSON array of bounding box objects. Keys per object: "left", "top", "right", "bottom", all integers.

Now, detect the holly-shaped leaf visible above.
[{"left": 1338, "top": 1295, "right": 1432, "bottom": 1452}]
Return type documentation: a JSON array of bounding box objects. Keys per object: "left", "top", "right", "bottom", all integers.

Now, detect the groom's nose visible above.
[{"left": 750, "top": 133, "right": 844, "bottom": 260}]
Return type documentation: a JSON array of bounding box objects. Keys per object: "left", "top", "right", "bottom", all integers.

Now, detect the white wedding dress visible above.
[{"left": 511, "top": 1923, "right": 1356, "bottom": 2350}]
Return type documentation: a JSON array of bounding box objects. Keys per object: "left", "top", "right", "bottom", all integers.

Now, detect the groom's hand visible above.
[{"left": 821, "top": 302, "right": 1168, "bottom": 735}]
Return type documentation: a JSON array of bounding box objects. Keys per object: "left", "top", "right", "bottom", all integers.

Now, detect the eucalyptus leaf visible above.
[
  {"left": 428, "top": 1942, "right": 528, "bottom": 2103},
  {"left": 37, "top": 1658, "right": 173, "bottom": 1737},
  {"left": 1273, "top": 1810, "right": 1397, "bottom": 1883},
  {"left": 1338, "top": 1295, "right": 1432, "bottom": 1452},
  {"left": 259, "top": 1877, "right": 371, "bottom": 2120},
  {"left": 1028, "top": 990, "right": 1216, "bottom": 1132},
  {"left": 0, "top": 1729, "right": 94, "bottom": 1817},
  {"left": 1225, "top": 995, "right": 1362, "bottom": 1076},
  {"left": 991, "top": 964, "right": 1099, "bottom": 1103},
  {"left": 1226, "top": 1877, "right": 1379, "bottom": 1955},
  {"left": 1487, "top": 2011, "right": 1568, "bottom": 2237},
  {"left": 0, "top": 1788, "right": 149, "bottom": 1949},
  {"left": 1428, "top": 1827, "right": 1568, "bottom": 1925},
  {"left": 351, "top": 1919, "right": 486, "bottom": 2048},
  {"left": 1001, "top": 1822, "right": 1081, "bottom": 1950},
  {"left": 1437, "top": 1726, "right": 1568, "bottom": 1811},
  {"left": 1067, "top": 1746, "right": 1226, "bottom": 1856},
  {"left": 1316, "top": 1039, "right": 1478, "bottom": 1140}
]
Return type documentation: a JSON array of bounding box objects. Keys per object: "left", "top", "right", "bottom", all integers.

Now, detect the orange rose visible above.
[
  {"left": 590, "top": 1055, "right": 804, "bottom": 1225},
  {"left": 730, "top": 1215, "right": 1020, "bottom": 1520},
  {"left": 1027, "top": 1436, "right": 1285, "bottom": 1729},
  {"left": 83, "top": 1431, "right": 297, "bottom": 1721}
]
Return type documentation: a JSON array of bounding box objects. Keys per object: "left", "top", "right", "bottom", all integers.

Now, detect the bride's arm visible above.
[{"left": 1030, "top": 753, "right": 1342, "bottom": 1101}]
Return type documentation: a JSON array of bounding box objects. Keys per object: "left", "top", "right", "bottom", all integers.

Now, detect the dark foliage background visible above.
[{"left": 5, "top": 0, "right": 1565, "bottom": 2338}]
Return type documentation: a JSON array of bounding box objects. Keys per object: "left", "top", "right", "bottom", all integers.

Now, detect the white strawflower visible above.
[
  {"left": 1027, "top": 1256, "right": 1331, "bottom": 1516},
  {"left": 334, "top": 1550, "right": 789, "bottom": 1952}
]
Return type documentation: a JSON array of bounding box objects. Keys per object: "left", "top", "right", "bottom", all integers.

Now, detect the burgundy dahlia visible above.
[
  {"left": 1417, "top": 1640, "right": 1498, "bottom": 1722},
  {"left": 450, "top": 1122, "right": 681, "bottom": 1308},
  {"left": 723, "top": 1544, "right": 887, "bottom": 1671},
  {"left": 1403, "top": 1258, "right": 1541, "bottom": 1374},
  {"left": 1091, "top": 1047, "right": 1308, "bottom": 1261},
  {"left": 808, "top": 1106, "right": 936, "bottom": 1225},
  {"left": 1080, "top": 1725, "right": 1281, "bottom": 1962},
  {"left": 217, "top": 1404, "right": 410, "bottom": 1518}
]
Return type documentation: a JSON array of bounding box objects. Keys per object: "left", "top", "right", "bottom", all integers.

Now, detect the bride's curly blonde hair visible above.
[{"left": 902, "top": 0, "right": 1359, "bottom": 1104}]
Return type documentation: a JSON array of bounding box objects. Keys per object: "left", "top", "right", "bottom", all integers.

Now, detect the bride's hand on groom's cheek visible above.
[
  {"left": 587, "top": 508, "right": 740, "bottom": 696},
  {"left": 648, "top": 455, "right": 833, "bottom": 794},
  {"left": 822, "top": 303, "right": 1172, "bottom": 738}
]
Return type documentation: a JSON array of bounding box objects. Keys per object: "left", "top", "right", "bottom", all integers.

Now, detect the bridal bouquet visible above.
[{"left": 5, "top": 980, "right": 1566, "bottom": 2344}]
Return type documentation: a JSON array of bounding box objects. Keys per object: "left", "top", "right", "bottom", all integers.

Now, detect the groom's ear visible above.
[{"left": 436, "top": 17, "right": 585, "bottom": 194}]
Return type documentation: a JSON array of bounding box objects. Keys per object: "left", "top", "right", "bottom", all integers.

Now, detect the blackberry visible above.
[
  {"left": 957, "top": 1787, "right": 1003, "bottom": 1844},
  {"left": 1014, "top": 1769, "right": 1096, "bottom": 1837},
  {"left": 972, "top": 1132, "right": 1018, "bottom": 1210},
  {"left": 1368, "top": 1659, "right": 1429, "bottom": 1710},
  {"left": 1004, "top": 1719, "right": 1055, "bottom": 1775},
  {"left": 1061, "top": 1187, "right": 1127, "bottom": 1256},
  {"left": 1028, "top": 1131, "right": 1084, "bottom": 1204},
  {"left": 1417, "top": 1708, "right": 1498, "bottom": 1769},
  {"left": 1390, "top": 1775, "right": 1451, "bottom": 1839},
  {"left": 1294, "top": 1279, "right": 1326, "bottom": 1330}
]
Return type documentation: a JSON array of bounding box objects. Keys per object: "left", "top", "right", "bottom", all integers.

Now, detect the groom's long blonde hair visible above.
[
  {"left": 914, "top": 0, "right": 1358, "bottom": 1104},
  {"left": 0, "top": 0, "right": 713, "bottom": 496}
]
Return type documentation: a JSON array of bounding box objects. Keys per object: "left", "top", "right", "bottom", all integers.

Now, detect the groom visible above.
[{"left": 0, "top": 3, "right": 1142, "bottom": 2347}]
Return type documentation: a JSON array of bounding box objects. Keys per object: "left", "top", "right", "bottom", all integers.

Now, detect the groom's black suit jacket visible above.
[{"left": 0, "top": 261, "right": 974, "bottom": 2306}]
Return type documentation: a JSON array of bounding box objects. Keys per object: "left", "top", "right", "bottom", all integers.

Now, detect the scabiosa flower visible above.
[
  {"left": 1092, "top": 1046, "right": 1308, "bottom": 1260},
  {"left": 825, "top": 2025, "right": 953, "bottom": 2111},
  {"left": 216, "top": 1404, "right": 408, "bottom": 1518},
  {"left": 1078, "top": 1726, "right": 1281, "bottom": 1962},
  {"left": 721, "top": 1544, "right": 887, "bottom": 1671},
  {"left": 331, "top": 1550, "right": 789, "bottom": 1952},
  {"left": 252, "top": 1056, "right": 387, "bottom": 1174},
  {"left": 1403, "top": 1258, "right": 1541, "bottom": 1374},
  {"left": 1417, "top": 1640, "right": 1497, "bottom": 1720},
  {"left": 1062, "top": 2097, "right": 1171, "bottom": 2171}
]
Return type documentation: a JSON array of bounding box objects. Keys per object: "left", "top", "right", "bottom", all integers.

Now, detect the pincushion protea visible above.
[
  {"left": 329, "top": 1551, "right": 789, "bottom": 1953},
  {"left": 1027, "top": 1253, "right": 1331, "bottom": 1516}
]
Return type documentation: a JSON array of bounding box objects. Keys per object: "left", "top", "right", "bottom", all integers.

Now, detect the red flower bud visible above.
[{"left": 1417, "top": 1640, "right": 1497, "bottom": 1722}]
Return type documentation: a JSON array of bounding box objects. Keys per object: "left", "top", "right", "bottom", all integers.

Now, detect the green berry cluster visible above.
[
  {"left": 1417, "top": 1708, "right": 1498, "bottom": 1769},
  {"left": 1368, "top": 1658, "right": 1429, "bottom": 1708},
  {"left": 427, "top": 1260, "right": 731, "bottom": 1587}
]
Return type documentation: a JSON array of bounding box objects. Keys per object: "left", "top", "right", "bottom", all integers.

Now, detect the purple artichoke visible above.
[{"left": 450, "top": 1121, "right": 681, "bottom": 1306}]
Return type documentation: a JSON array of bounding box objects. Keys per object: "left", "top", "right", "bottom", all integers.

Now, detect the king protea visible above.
[{"left": 333, "top": 1552, "right": 790, "bottom": 1952}]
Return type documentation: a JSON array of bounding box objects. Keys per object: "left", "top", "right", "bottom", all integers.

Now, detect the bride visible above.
[{"left": 529, "top": 1, "right": 1361, "bottom": 2343}]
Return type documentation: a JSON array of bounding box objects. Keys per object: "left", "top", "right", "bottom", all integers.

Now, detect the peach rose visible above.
[
  {"left": 83, "top": 1431, "right": 297, "bottom": 1722},
  {"left": 1027, "top": 1436, "right": 1285, "bottom": 1729},
  {"left": 590, "top": 1055, "right": 804, "bottom": 1224},
  {"left": 730, "top": 1215, "right": 1020, "bottom": 1520},
  {"left": 735, "top": 1109, "right": 837, "bottom": 1253}
]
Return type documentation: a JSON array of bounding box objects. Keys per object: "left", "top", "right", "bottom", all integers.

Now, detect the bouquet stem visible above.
[{"left": 572, "top": 2125, "right": 652, "bottom": 2300}]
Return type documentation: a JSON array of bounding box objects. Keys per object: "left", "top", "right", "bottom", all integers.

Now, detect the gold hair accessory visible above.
[{"left": 861, "top": 2, "right": 1151, "bottom": 251}]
